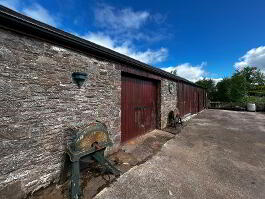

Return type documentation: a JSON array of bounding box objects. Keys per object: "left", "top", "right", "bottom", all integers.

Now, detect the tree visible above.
[
  {"left": 215, "top": 74, "right": 248, "bottom": 102},
  {"left": 195, "top": 79, "right": 216, "bottom": 101},
  {"left": 171, "top": 70, "right": 177, "bottom": 76},
  {"left": 216, "top": 78, "right": 232, "bottom": 102},
  {"left": 230, "top": 74, "right": 248, "bottom": 102},
  {"left": 235, "top": 66, "right": 265, "bottom": 87},
  {"left": 235, "top": 66, "right": 265, "bottom": 97},
  {"left": 248, "top": 85, "right": 265, "bottom": 97},
  {"left": 172, "top": 66, "right": 264, "bottom": 102}
]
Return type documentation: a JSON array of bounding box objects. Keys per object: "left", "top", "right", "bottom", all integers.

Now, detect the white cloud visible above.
[
  {"left": 22, "top": 4, "right": 58, "bottom": 27},
  {"left": 128, "top": 48, "right": 168, "bottom": 64},
  {"left": 1, "top": 1, "right": 167, "bottom": 64},
  {"left": 234, "top": 46, "right": 265, "bottom": 73},
  {"left": 82, "top": 32, "right": 168, "bottom": 64},
  {"left": 0, "top": 0, "right": 19, "bottom": 11},
  {"left": 93, "top": 4, "right": 169, "bottom": 44},
  {"left": 0, "top": 1, "right": 59, "bottom": 27},
  {"left": 85, "top": 4, "right": 169, "bottom": 64},
  {"left": 206, "top": 78, "right": 223, "bottom": 84},
  {"left": 83, "top": 32, "right": 115, "bottom": 49},
  {"left": 95, "top": 4, "right": 149, "bottom": 30},
  {"left": 161, "top": 62, "right": 207, "bottom": 82}
]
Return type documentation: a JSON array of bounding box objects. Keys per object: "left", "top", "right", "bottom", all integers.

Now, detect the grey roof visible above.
[{"left": 0, "top": 5, "right": 203, "bottom": 88}]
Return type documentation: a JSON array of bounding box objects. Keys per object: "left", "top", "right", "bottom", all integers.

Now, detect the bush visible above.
[
  {"left": 241, "top": 96, "right": 265, "bottom": 103},
  {"left": 248, "top": 85, "right": 265, "bottom": 97},
  {"left": 248, "top": 91, "right": 265, "bottom": 97}
]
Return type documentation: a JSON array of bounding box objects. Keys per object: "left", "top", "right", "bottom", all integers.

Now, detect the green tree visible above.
[
  {"left": 172, "top": 66, "right": 264, "bottom": 102},
  {"left": 216, "top": 78, "right": 232, "bottom": 102},
  {"left": 230, "top": 74, "right": 248, "bottom": 102},
  {"left": 195, "top": 78, "right": 216, "bottom": 101},
  {"left": 215, "top": 74, "right": 247, "bottom": 102},
  {"left": 235, "top": 66, "right": 265, "bottom": 87},
  {"left": 171, "top": 70, "right": 177, "bottom": 76},
  {"left": 235, "top": 66, "right": 265, "bottom": 97}
]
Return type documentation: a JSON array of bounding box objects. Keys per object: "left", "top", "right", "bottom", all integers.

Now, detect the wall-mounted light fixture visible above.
[{"left": 72, "top": 72, "right": 88, "bottom": 88}]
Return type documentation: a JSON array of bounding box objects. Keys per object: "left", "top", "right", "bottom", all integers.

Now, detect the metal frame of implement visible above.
[{"left": 66, "top": 121, "right": 121, "bottom": 199}]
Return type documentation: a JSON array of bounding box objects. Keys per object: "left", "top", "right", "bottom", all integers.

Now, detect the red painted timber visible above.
[
  {"left": 177, "top": 82, "right": 206, "bottom": 117},
  {"left": 121, "top": 73, "right": 158, "bottom": 142}
]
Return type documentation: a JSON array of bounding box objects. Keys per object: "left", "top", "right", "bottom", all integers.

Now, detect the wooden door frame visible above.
[
  {"left": 156, "top": 80, "right": 162, "bottom": 129},
  {"left": 121, "top": 72, "right": 161, "bottom": 142}
]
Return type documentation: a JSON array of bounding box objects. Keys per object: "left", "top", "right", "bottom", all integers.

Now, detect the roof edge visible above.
[{"left": 0, "top": 5, "right": 203, "bottom": 88}]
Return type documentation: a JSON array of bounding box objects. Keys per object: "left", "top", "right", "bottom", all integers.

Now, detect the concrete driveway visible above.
[{"left": 94, "top": 110, "right": 265, "bottom": 199}]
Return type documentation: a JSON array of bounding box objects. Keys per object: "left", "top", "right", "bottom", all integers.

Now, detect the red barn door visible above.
[{"left": 121, "top": 73, "right": 158, "bottom": 142}]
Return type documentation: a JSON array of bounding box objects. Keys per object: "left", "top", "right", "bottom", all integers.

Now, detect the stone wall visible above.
[
  {"left": 0, "top": 29, "right": 121, "bottom": 197},
  {"left": 0, "top": 28, "right": 180, "bottom": 198},
  {"left": 160, "top": 79, "right": 178, "bottom": 128}
]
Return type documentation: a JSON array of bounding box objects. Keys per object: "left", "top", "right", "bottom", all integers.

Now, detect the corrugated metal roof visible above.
[{"left": 0, "top": 5, "right": 203, "bottom": 88}]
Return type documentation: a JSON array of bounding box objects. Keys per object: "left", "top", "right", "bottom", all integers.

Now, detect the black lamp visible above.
[{"left": 72, "top": 72, "right": 88, "bottom": 88}]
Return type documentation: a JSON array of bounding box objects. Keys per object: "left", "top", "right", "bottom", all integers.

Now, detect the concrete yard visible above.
[{"left": 94, "top": 110, "right": 265, "bottom": 199}]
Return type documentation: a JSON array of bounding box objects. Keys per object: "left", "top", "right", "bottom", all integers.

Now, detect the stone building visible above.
[{"left": 0, "top": 6, "right": 206, "bottom": 198}]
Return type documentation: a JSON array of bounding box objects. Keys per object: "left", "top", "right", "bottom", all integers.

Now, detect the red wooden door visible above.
[
  {"left": 184, "top": 84, "right": 189, "bottom": 115},
  {"left": 121, "top": 74, "right": 157, "bottom": 142},
  {"left": 177, "top": 82, "right": 184, "bottom": 117}
]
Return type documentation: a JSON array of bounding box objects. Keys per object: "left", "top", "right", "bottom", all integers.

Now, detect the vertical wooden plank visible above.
[{"left": 121, "top": 73, "right": 158, "bottom": 142}]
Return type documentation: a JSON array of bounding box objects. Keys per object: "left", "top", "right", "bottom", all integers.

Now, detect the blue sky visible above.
[{"left": 1, "top": 0, "right": 265, "bottom": 82}]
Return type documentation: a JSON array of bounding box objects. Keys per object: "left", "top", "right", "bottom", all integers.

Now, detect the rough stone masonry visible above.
[
  {"left": 0, "top": 28, "right": 122, "bottom": 198},
  {"left": 161, "top": 79, "right": 177, "bottom": 129},
  {"left": 0, "top": 28, "right": 178, "bottom": 198}
]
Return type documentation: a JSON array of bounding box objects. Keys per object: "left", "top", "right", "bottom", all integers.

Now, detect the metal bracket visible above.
[{"left": 69, "top": 149, "right": 121, "bottom": 199}]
